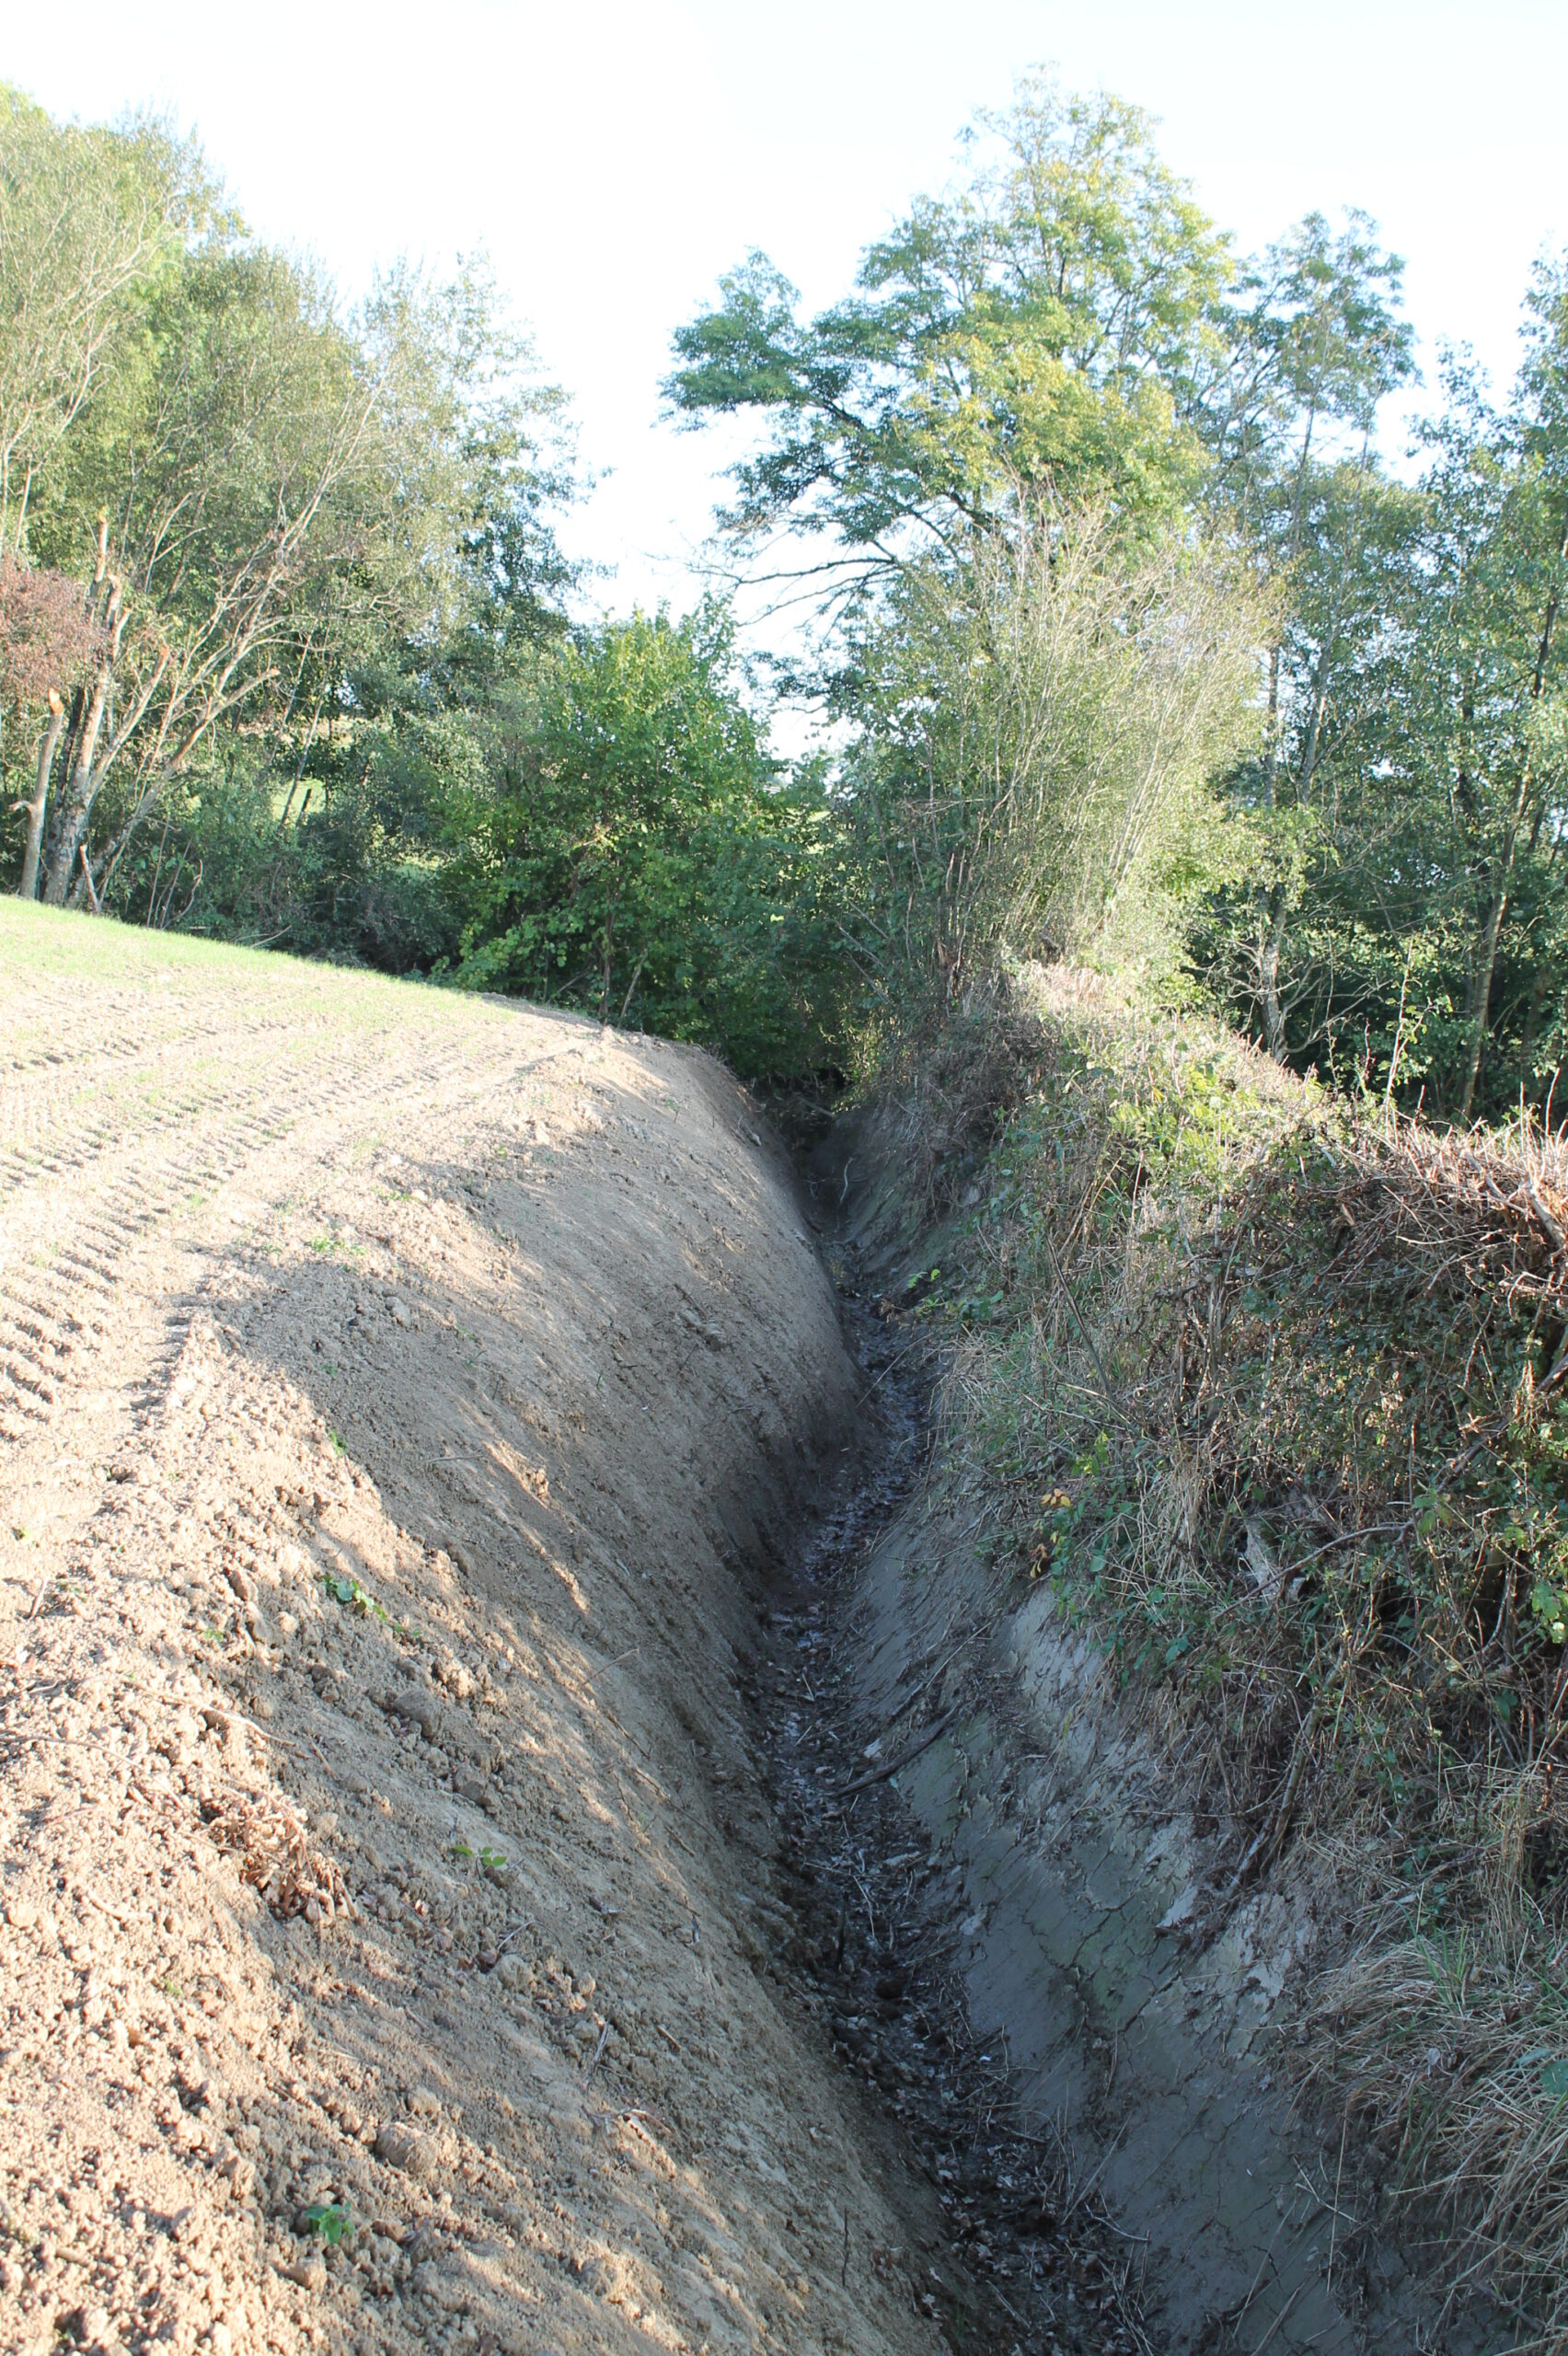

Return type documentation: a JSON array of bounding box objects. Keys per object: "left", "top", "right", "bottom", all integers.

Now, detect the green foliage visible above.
[
  {"left": 0, "top": 86, "right": 190, "bottom": 546},
  {"left": 924, "top": 972, "right": 1568, "bottom": 1947},
  {"left": 837, "top": 503, "right": 1266, "bottom": 1001},
  {"left": 322, "top": 1570, "right": 388, "bottom": 1623},
  {"left": 451, "top": 1837, "right": 511, "bottom": 1882},
  {"left": 8, "top": 70, "right": 1568, "bottom": 1120},
  {"left": 0, "top": 89, "right": 582, "bottom": 926},
  {"left": 1201, "top": 207, "right": 1415, "bottom": 524},
  {"left": 0, "top": 89, "right": 855, "bottom": 1081},
  {"left": 668, "top": 72, "right": 1229, "bottom": 595},
  {"left": 1204, "top": 257, "right": 1568, "bottom": 1121},
  {"left": 668, "top": 73, "right": 1568, "bottom": 1126},
  {"left": 299, "top": 2202, "right": 352, "bottom": 2247},
  {"left": 441, "top": 606, "right": 858, "bottom": 1076},
  {"left": 888, "top": 974, "right": 1568, "bottom": 2320},
  {"left": 99, "top": 607, "right": 859, "bottom": 1079}
]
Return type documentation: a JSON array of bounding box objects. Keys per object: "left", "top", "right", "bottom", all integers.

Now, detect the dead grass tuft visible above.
[
  {"left": 1308, "top": 1897, "right": 1568, "bottom": 2350},
  {"left": 202, "top": 1788, "right": 352, "bottom": 1926}
]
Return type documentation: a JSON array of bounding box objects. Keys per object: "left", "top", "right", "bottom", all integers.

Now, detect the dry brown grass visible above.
[
  {"left": 202, "top": 1786, "right": 352, "bottom": 1925},
  {"left": 1309, "top": 1897, "right": 1568, "bottom": 2350},
  {"left": 870, "top": 970, "right": 1068, "bottom": 1218}
]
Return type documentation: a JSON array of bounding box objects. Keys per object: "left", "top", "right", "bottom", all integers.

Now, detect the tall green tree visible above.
[
  {"left": 667, "top": 71, "right": 1230, "bottom": 626},
  {"left": 1202, "top": 268, "right": 1568, "bottom": 1121},
  {"left": 0, "top": 87, "right": 176, "bottom": 557},
  {"left": 1199, "top": 211, "right": 1417, "bottom": 1058},
  {"left": 836, "top": 502, "right": 1263, "bottom": 1000},
  {"left": 0, "top": 91, "right": 574, "bottom": 918}
]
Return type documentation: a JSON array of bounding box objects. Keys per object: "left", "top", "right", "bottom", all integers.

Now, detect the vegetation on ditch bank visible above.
[{"left": 886, "top": 964, "right": 1568, "bottom": 2337}]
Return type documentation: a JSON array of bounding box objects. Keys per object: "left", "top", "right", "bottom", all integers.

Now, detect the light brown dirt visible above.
[{"left": 0, "top": 907, "right": 951, "bottom": 2356}]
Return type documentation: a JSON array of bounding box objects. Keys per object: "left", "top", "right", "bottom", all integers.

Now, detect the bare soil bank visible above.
[{"left": 0, "top": 907, "right": 963, "bottom": 2356}]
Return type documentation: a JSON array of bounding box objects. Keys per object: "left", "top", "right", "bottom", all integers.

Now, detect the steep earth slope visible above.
[{"left": 0, "top": 907, "right": 951, "bottom": 2356}]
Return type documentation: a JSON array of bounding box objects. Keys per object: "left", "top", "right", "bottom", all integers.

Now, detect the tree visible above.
[
  {"left": 444, "top": 607, "right": 851, "bottom": 1076},
  {"left": 0, "top": 555, "right": 99, "bottom": 895},
  {"left": 666, "top": 71, "right": 1230, "bottom": 637},
  {"left": 1196, "top": 256, "right": 1568, "bottom": 1122},
  {"left": 838, "top": 502, "right": 1263, "bottom": 999},
  {"left": 1413, "top": 303, "right": 1568, "bottom": 1120},
  {"left": 0, "top": 87, "right": 175, "bottom": 559},
  {"left": 0, "top": 83, "right": 574, "bottom": 913},
  {"left": 1203, "top": 211, "right": 1417, "bottom": 1058},
  {"left": 29, "top": 240, "right": 376, "bottom": 903}
]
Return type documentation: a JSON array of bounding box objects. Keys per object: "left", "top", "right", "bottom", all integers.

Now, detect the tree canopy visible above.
[{"left": 667, "top": 75, "right": 1231, "bottom": 598}]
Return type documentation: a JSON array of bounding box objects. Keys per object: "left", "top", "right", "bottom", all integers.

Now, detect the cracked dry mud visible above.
[{"left": 1, "top": 907, "right": 1117, "bottom": 2356}]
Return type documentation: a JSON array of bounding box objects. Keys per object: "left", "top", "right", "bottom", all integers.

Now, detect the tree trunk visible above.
[
  {"left": 18, "top": 691, "right": 64, "bottom": 900},
  {"left": 1297, "top": 632, "right": 1334, "bottom": 798},
  {"left": 1457, "top": 507, "right": 1568, "bottom": 1122},
  {"left": 1258, "top": 623, "right": 1333, "bottom": 1066},
  {"left": 1261, "top": 881, "right": 1288, "bottom": 1062},
  {"left": 1262, "top": 644, "right": 1281, "bottom": 809},
  {"left": 41, "top": 662, "right": 110, "bottom": 905},
  {"left": 600, "top": 884, "right": 617, "bottom": 1022},
  {"left": 1458, "top": 855, "right": 1515, "bottom": 1125},
  {"left": 54, "top": 682, "right": 85, "bottom": 809}
]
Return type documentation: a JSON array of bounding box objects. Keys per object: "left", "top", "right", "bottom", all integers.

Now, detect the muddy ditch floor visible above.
[{"left": 735, "top": 1245, "right": 1156, "bottom": 2356}]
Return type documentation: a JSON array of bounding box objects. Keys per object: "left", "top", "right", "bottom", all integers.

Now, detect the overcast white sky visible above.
[{"left": 6, "top": 0, "right": 1567, "bottom": 624}]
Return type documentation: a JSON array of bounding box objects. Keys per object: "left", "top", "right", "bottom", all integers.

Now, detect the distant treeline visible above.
[{"left": 5, "top": 77, "right": 1568, "bottom": 1116}]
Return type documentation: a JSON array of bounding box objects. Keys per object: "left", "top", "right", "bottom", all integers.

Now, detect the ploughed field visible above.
[{"left": 0, "top": 907, "right": 968, "bottom": 2356}]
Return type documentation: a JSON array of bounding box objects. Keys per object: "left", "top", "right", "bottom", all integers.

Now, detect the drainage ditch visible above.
[{"left": 738, "top": 1248, "right": 1149, "bottom": 2356}]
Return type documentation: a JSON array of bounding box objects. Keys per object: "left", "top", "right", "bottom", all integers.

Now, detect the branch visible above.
[
  {"left": 839, "top": 1705, "right": 961, "bottom": 1799},
  {"left": 1524, "top": 1178, "right": 1566, "bottom": 1258}
]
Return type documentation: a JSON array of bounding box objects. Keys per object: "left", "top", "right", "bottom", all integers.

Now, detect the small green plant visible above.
[
  {"left": 321, "top": 1571, "right": 389, "bottom": 1623},
  {"left": 451, "top": 1840, "right": 509, "bottom": 1877},
  {"left": 300, "top": 2200, "right": 352, "bottom": 2246},
  {"left": 1531, "top": 1580, "right": 1568, "bottom": 1646},
  {"left": 310, "top": 1234, "right": 364, "bottom": 1265}
]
